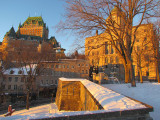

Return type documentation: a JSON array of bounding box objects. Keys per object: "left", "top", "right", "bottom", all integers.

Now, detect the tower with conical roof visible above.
[{"left": 2, "top": 27, "right": 16, "bottom": 50}]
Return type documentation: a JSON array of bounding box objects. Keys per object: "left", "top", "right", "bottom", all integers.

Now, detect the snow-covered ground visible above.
[
  {"left": 102, "top": 83, "right": 160, "bottom": 120},
  {"left": 0, "top": 80, "right": 158, "bottom": 120}
]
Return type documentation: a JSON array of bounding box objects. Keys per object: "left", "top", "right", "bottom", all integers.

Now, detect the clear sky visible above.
[{"left": 0, "top": 0, "right": 77, "bottom": 54}]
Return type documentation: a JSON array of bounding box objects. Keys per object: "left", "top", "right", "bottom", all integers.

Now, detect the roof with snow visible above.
[{"left": 3, "top": 64, "right": 37, "bottom": 75}]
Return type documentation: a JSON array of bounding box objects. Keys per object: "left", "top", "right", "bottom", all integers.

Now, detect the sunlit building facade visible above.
[{"left": 85, "top": 8, "right": 159, "bottom": 81}]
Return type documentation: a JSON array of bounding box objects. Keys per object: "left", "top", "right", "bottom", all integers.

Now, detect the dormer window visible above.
[
  {"left": 10, "top": 70, "right": 14, "bottom": 74},
  {"left": 18, "top": 70, "right": 22, "bottom": 74}
]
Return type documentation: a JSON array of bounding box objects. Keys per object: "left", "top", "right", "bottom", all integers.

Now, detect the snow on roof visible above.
[
  {"left": 3, "top": 64, "right": 37, "bottom": 75},
  {"left": 60, "top": 78, "right": 147, "bottom": 111}
]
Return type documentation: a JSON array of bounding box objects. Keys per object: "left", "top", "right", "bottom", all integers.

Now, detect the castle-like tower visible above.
[
  {"left": 17, "top": 16, "right": 48, "bottom": 40},
  {"left": 0, "top": 16, "right": 65, "bottom": 60}
]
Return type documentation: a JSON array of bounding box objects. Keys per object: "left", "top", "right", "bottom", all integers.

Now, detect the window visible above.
[
  {"left": 105, "top": 42, "right": 108, "bottom": 54},
  {"left": 82, "top": 70, "right": 84, "bottom": 74},
  {"left": 18, "top": 70, "right": 22, "bottom": 74},
  {"left": 51, "top": 65, "right": 54, "bottom": 68},
  {"left": 10, "top": 70, "right": 14, "bottom": 74},
  {"left": 55, "top": 80, "right": 57, "bottom": 84},
  {"left": 92, "top": 51, "right": 94, "bottom": 56},
  {"left": 110, "top": 57, "right": 113, "bottom": 63},
  {"left": 92, "top": 59, "right": 94, "bottom": 65},
  {"left": 110, "top": 46, "right": 114, "bottom": 54},
  {"left": 86, "top": 70, "right": 88, "bottom": 74},
  {"left": 8, "top": 85, "right": 11, "bottom": 90},
  {"left": 41, "top": 80, "right": 43, "bottom": 84},
  {"left": 9, "top": 77, "right": 12, "bottom": 82},
  {"left": 97, "top": 51, "right": 99, "bottom": 55},
  {"left": 86, "top": 64, "right": 88, "bottom": 67},
  {"left": 78, "top": 64, "right": 80, "bottom": 67},
  {"left": 145, "top": 46, "right": 148, "bottom": 50},
  {"left": 14, "top": 85, "right": 17, "bottom": 90},
  {"left": 116, "top": 56, "right": 119, "bottom": 63},
  {"left": 105, "top": 58, "right": 108, "bottom": 64},
  {"left": 92, "top": 39, "right": 94, "bottom": 42},
  {"left": 27, "top": 71, "right": 31, "bottom": 74},
  {"left": 58, "top": 65, "right": 61, "bottom": 68},
  {"left": 63, "top": 65, "right": 65, "bottom": 68},
  {"left": 21, "top": 77, "right": 24, "bottom": 82},
  {"left": 15, "top": 77, "right": 18, "bottom": 82},
  {"left": 144, "top": 37, "right": 147, "bottom": 41},
  {"left": 137, "top": 46, "right": 140, "bottom": 51},
  {"left": 2, "top": 85, "right": 5, "bottom": 89},
  {"left": 56, "top": 65, "right": 58, "bottom": 68},
  {"left": 72, "top": 66, "right": 74, "bottom": 69},
  {"left": 146, "top": 71, "right": 149, "bottom": 76}
]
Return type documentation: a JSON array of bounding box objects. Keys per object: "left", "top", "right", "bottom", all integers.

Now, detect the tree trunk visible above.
[
  {"left": 127, "top": 58, "right": 136, "bottom": 87},
  {"left": 139, "top": 68, "right": 143, "bottom": 83},
  {"left": 26, "top": 90, "right": 29, "bottom": 110},
  {"left": 124, "top": 64, "right": 130, "bottom": 83},
  {"left": 156, "top": 60, "right": 160, "bottom": 83}
]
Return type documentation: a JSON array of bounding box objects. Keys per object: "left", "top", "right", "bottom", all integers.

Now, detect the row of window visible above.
[
  {"left": 6, "top": 85, "right": 23, "bottom": 90},
  {"left": 47, "top": 64, "right": 89, "bottom": 69},
  {"left": 105, "top": 56, "right": 119, "bottom": 64},
  {"left": 41, "top": 70, "right": 89, "bottom": 76},
  {"left": 41, "top": 80, "right": 57, "bottom": 85},
  {"left": 7, "top": 77, "right": 25, "bottom": 82}
]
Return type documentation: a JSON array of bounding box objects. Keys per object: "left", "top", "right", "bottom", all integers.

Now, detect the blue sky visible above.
[{"left": 0, "top": 0, "right": 77, "bottom": 54}]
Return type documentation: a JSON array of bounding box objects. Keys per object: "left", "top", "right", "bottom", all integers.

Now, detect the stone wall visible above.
[
  {"left": 56, "top": 79, "right": 103, "bottom": 111},
  {"left": 55, "top": 78, "right": 153, "bottom": 120}
]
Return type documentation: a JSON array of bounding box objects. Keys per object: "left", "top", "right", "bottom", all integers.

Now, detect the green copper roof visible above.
[
  {"left": 5, "top": 27, "right": 16, "bottom": 38},
  {"left": 22, "top": 16, "right": 45, "bottom": 27},
  {"left": 48, "top": 36, "right": 60, "bottom": 47}
]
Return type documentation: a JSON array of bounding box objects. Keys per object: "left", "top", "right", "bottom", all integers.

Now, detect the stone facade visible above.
[
  {"left": 1, "top": 59, "right": 90, "bottom": 95},
  {"left": 42, "top": 59, "right": 90, "bottom": 79},
  {"left": 85, "top": 8, "right": 158, "bottom": 81}
]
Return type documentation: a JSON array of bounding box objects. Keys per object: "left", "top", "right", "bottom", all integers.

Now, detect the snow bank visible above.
[{"left": 103, "top": 83, "right": 160, "bottom": 120}]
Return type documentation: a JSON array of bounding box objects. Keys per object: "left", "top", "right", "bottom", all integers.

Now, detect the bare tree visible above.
[
  {"left": 57, "top": 0, "right": 159, "bottom": 86},
  {"left": 133, "top": 33, "right": 152, "bottom": 83},
  {"left": 10, "top": 40, "right": 56, "bottom": 109},
  {"left": 152, "top": 20, "right": 160, "bottom": 83}
]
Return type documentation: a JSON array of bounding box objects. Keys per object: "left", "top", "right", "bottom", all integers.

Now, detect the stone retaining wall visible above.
[
  {"left": 54, "top": 78, "right": 153, "bottom": 120},
  {"left": 56, "top": 80, "right": 103, "bottom": 111}
]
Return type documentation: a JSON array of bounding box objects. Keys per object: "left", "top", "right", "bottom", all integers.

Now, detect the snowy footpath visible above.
[
  {"left": 102, "top": 82, "right": 160, "bottom": 120},
  {"left": 0, "top": 103, "right": 58, "bottom": 120}
]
